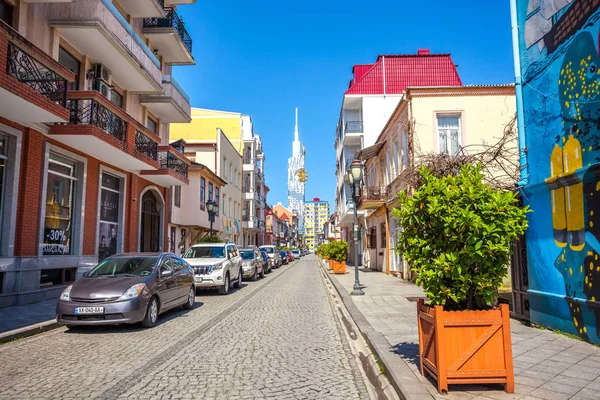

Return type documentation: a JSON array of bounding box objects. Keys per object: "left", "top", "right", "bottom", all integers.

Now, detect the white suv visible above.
[{"left": 184, "top": 243, "right": 242, "bottom": 295}]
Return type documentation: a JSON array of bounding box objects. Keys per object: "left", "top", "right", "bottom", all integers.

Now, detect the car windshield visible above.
[
  {"left": 88, "top": 257, "right": 158, "bottom": 277},
  {"left": 292, "top": 250, "right": 300, "bottom": 254},
  {"left": 185, "top": 246, "right": 225, "bottom": 258},
  {"left": 240, "top": 251, "right": 254, "bottom": 260},
  {"left": 262, "top": 247, "right": 274, "bottom": 254}
]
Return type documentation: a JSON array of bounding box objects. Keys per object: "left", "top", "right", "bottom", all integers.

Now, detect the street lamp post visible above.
[
  {"left": 206, "top": 200, "right": 218, "bottom": 236},
  {"left": 347, "top": 160, "right": 365, "bottom": 296}
]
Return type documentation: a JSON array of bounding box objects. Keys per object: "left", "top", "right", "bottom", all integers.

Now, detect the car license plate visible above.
[
  {"left": 75, "top": 306, "right": 104, "bottom": 315},
  {"left": 195, "top": 276, "right": 203, "bottom": 283}
]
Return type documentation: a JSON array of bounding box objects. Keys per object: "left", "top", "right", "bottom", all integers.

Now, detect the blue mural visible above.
[{"left": 519, "top": 0, "right": 600, "bottom": 343}]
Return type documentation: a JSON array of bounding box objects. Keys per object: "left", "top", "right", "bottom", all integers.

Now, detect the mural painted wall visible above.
[{"left": 518, "top": 0, "right": 600, "bottom": 343}]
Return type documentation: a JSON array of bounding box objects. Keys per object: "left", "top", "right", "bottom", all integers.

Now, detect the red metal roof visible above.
[{"left": 346, "top": 52, "right": 462, "bottom": 95}]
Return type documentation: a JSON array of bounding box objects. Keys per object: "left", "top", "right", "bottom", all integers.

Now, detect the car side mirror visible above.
[{"left": 160, "top": 269, "right": 173, "bottom": 278}]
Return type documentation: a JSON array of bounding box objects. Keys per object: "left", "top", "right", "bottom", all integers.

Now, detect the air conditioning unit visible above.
[
  {"left": 94, "top": 63, "right": 112, "bottom": 85},
  {"left": 94, "top": 79, "right": 112, "bottom": 99}
]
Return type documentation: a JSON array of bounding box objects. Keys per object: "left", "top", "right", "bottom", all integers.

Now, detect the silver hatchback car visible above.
[{"left": 56, "top": 253, "right": 195, "bottom": 329}]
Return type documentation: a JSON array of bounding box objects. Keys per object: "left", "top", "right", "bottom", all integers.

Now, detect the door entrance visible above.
[{"left": 140, "top": 190, "right": 161, "bottom": 252}]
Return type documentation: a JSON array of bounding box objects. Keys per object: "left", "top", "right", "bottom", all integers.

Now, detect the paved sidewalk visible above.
[
  {"left": 0, "top": 298, "right": 57, "bottom": 338},
  {"left": 325, "top": 263, "right": 600, "bottom": 400}
]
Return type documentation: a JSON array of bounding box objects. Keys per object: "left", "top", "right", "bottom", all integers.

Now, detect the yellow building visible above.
[
  {"left": 170, "top": 108, "right": 245, "bottom": 156},
  {"left": 356, "top": 85, "right": 516, "bottom": 277},
  {"left": 304, "top": 198, "right": 330, "bottom": 250}
]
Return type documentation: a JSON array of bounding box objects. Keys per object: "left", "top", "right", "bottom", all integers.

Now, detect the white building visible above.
[
  {"left": 334, "top": 51, "right": 462, "bottom": 265},
  {"left": 288, "top": 108, "right": 306, "bottom": 234},
  {"left": 241, "top": 115, "right": 267, "bottom": 246}
]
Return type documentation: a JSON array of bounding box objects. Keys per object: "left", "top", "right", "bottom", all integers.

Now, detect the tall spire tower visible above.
[{"left": 288, "top": 108, "right": 306, "bottom": 234}]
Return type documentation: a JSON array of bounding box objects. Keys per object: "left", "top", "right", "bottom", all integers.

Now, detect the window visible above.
[
  {"left": 146, "top": 117, "right": 157, "bottom": 133},
  {"left": 222, "top": 194, "right": 226, "bottom": 216},
  {"left": 98, "top": 172, "right": 123, "bottom": 262},
  {"left": 208, "top": 182, "right": 213, "bottom": 201},
  {"left": 229, "top": 198, "right": 232, "bottom": 217},
  {"left": 393, "top": 141, "right": 399, "bottom": 177},
  {"left": 40, "top": 268, "right": 76, "bottom": 287},
  {"left": 58, "top": 48, "right": 80, "bottom": 91},
  {"left": 381, "top": 223, "right": 386, "bottom": 248},
  {"left": 174, "top": 185, "right": 181, "bottom": 207},
  {"left": 215, "top": 188, "right": 220, "bottom": 215},
  {"left": 437, "top": 115, "right": 461, "bottom": 155},
  {"left": 43, "top": 153, "right": 78, "bottom": 255},
  {"left": 0, "top": 0, "right": 13, "bottom": 26},
  {"left": 222, "top": 157, "right": 227, "bottom": 179},
  {"left": 200, "top": 178, "right": 205, "bottom": 209},
  {"left": 110, "top": 89, "right": 123, "bottom": 108}
]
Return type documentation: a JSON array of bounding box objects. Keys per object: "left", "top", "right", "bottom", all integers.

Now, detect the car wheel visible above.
[
  {"left": 234, "top": 269, "right": 242, "bottom": 288},
  {"left": 260, "top": 266, "right": 265, "bottom": 279},
  {"left": 218, "top": 273, "right": 230, "bottom": 295},
  {"left": 183, "top": 287, "right": 195, "bottom": 310},
  {"left": 142, "top": 297, "right": 159, "bottom": 328},
  {"left": 251, "top": 267, "right": 258, "bottom": 281}
]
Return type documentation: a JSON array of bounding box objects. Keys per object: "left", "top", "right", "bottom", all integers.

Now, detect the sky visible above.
[{"left": 173, "top": 0, "right": 516, "bottom": 209}]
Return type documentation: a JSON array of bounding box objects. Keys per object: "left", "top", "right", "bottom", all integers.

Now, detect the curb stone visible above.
[
  {"left": 0, "top": 319, "right": 59, "bottom": 344},
  {"left": 317, "top": 258, "right": 434, "bottom": 400}
]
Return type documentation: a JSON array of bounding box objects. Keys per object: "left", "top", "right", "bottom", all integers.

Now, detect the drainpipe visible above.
[{"left": 510, "top": 0, "right": 528, "bottom": 186}]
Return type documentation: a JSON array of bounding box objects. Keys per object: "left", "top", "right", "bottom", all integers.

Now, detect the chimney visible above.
[{"left": 418, "top": 49, "right": 430, "bottom": 55}]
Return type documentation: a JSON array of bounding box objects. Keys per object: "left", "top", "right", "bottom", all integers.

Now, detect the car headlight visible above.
[
  {"left": 211, "top": 263, "right": 224, "bottom": 271},
  {"left": 119, "top": 284, "right": 146, "bottom": 301},
  {"left": 60, "top": 285, "right": 72, "bottom": 301},
  {"left": 242, "top": 262, "right": 252, "bottom": 269}
]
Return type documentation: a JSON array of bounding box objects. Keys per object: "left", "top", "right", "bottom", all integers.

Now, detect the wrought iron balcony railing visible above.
[
  {"left": 135, "top": 130, "right": 158, "bottom": 161},
  {"left": 144, "top": 7, "right": 192, "bottom": 55},
  {"left": 159, "top": 150, "right": 188, "bottom": 178},
  {"left": 359, "top": 186, "right": 388, "bottom": 204},
  {"left": 345, "top": 121, "right": 363, "bottom": 133},
  {"left": 67, "top": 99, "right": 127, "bottom": 142},
  {"left": 6, "top": 42, "right": 69, "bottom": 107}
]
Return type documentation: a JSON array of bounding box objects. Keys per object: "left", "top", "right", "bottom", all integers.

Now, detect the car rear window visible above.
[
  {"left": 185, "top": 246, "right": 225, "bottom": 258},
  {"left": 88, "top": 257, "right": 158, "bottom": 277},
  {"left": 261, "top": 247, "right": 274, "bottom": 253}
]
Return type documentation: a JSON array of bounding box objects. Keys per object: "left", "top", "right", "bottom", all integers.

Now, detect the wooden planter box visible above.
[
  {"left": 416, "top": 299, "right": 514, "bottom": 394},
  {"left": 331, "top": 260, "right": 346, "bottom": 274}
]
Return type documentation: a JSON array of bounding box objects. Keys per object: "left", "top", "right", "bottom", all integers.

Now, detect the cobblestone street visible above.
[{"left": 0, "top": 257, "right": 369, "bottom": 400}]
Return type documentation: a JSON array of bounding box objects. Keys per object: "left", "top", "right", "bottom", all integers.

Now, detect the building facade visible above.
[
  {"left": 242, "top": 119, "right": 267, "bottom": 247},
  {"left": 512, "top": 0, "right": 600, "bottom": 344},
  {"left": 334, "top": 51, "right": 461, "bottom": 266},
  {"left": 273, "top": 203, "right": 300, "bottom": 248},
  {"left": 0, "top": 0, "right": 195, "bottom": 307},
  {"left": 288, "top": 108, "right": 306, "bottom": 234},
  {"left": 304, "top": 198, "right": 329, "bottom": 251},
  {"left": 169, "top": 163, "right": 226, "bottom": 256},
  {"left": 357, "top": 85, "right": 516, "bottom": 277}
]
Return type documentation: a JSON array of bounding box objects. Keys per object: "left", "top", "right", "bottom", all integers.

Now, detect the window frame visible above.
[
  {"left": 174, "top": 185, "right": 181, "bottom": 208},
  {"left": 146, "top": 116, "right": 158, "bottom": 134},
  {"left": 436, "top": 113, "right": 462, "bottom": 155},
  {"left": 58, "top": 47, "right": 81, "bottom": 91},
  {"left": 200, "top": 177, "right": 206, "bottom": 210},
  {"left": 215, "top": 187, "right": 219, "bottom": 216}
]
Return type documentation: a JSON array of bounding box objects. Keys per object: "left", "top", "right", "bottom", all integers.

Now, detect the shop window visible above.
[
  {"left": 39, "top": 268, "right": 76, "bottom": 287},
  {"left": 58, "top": 48, "right": 80, "bottom": 91},
  {"left": 174, "top": 185, "right": 181, "bottom": 207},
  {"left": 0, "top": 0, "right": 13, "bottom": 27},
  {"left": 43, "top": 153, "right": 79, "bottom": 256},
  {"left": 98, "top": 172, "right": 123, "bottom": 262}
]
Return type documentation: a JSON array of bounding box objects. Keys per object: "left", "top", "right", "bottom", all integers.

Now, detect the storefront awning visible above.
[{"left": 356, "top": 142, "right": 385, "bottom": 161}]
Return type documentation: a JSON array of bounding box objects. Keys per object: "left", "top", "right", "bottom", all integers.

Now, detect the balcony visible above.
[
  {"left": 358, "top": 186, "right": 387, "bottom": 210},
  {"left": 242, "top": 216, "right": 256, "bottom": 230},
  {"left": 0, "top": 21, "right": 75, "bottom": 123},
  {"left": 48, "top": 0, "right": 162, "bottom": 93},
  {"left": 344, "top": 121, "right": 363, "bottom": 145},
  {"left": 119, "top": 0, "right": 165, "bottom": 18},
  {"left": 140, "top": 76, "right": 191, "bottom": 123},
  {"left": 49, "top": 91, "right": 160, "bottom": 171},
  {"left": 141, "top": 146, "right": 190, "bottom": 186},
  {"left": 143, "top": 8, "right": 194, "bottom": 65}
]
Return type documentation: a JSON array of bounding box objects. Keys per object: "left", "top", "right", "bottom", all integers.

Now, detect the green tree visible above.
[
  {"left": 197, "top": 235, "right": 221, "bottom": 243},
  {"left": 393, "top": 164, "right": 529, "bottom": 311}
]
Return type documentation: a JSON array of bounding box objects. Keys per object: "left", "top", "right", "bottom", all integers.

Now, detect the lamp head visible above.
[{"left": 350, "top": 160, "right": 364, "bottom": 182}]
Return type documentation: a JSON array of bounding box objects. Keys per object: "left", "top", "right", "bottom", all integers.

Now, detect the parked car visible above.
[
  {"left": 292, "top": 249, "right": 301, "bottom": 259},
  {"left": 184, "top": 243, "right": 242, "bottom": 295},
  {"left": 285, "top": 250, "right": 294, "bottom": 262},
  {"left": 259, "top": 250, "right": 271, "bottom": 274},
  {"left": 239, "top": 248, "right": 264, "bottom": 280},
  {"left": 259, "top": 245, "right": 282, "bottom": 269},
  {"left": 279, "top": 250, "right": 289, "bottom": 265},
  {"left": 56, "top": 253, "right": 195, "bottom": 329}
]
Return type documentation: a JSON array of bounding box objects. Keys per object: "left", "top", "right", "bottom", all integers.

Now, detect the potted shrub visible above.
[
  {"left": 393, "top": 165, "right": 528, "bottom": 394},
  {"left": 328, "top": 240, "right": 348, "bottom": 274}
]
